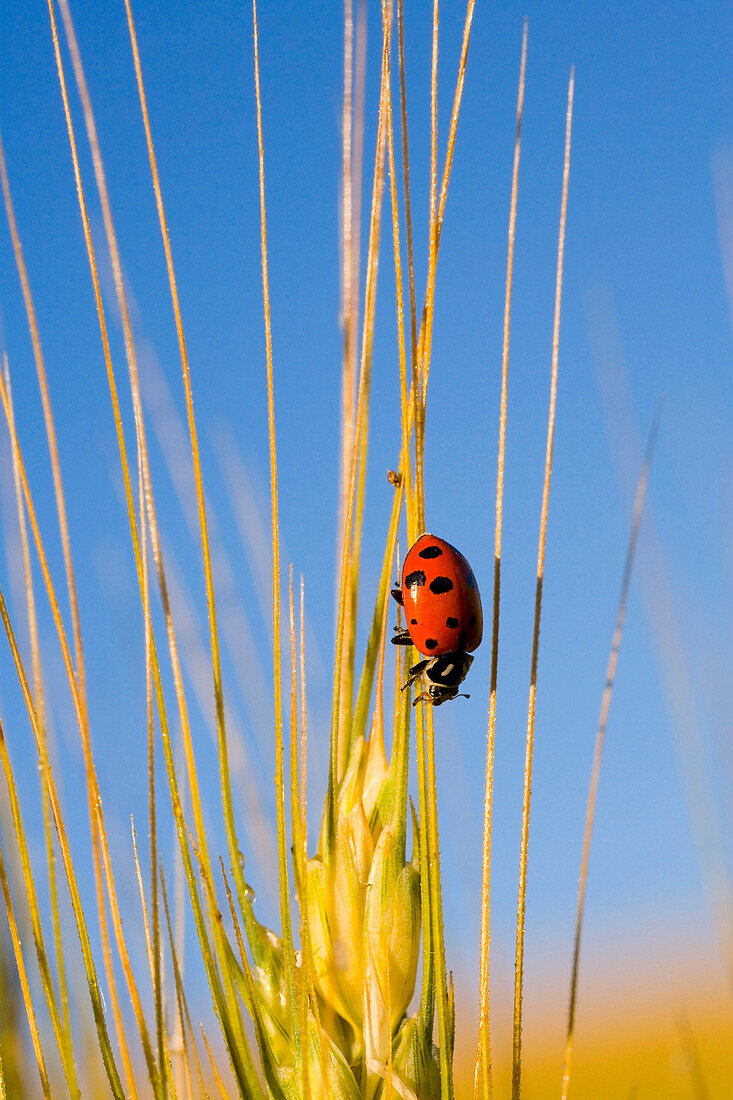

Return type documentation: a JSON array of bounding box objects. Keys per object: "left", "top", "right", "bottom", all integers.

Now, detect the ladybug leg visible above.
[
  {"left": 391, "top": 628, "right": 413, "bottom": 646},
  {"left": 400, "top": 658, "right": 429, "bottom": 692},
  {"left": 413, "top": 687, "right": 471, "bottom": 707},
  {"left": 391, "top": 586, "right": 403, "bottom": 606}
]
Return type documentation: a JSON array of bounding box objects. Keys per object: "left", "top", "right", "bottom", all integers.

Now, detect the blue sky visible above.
[{"left": 0, "top": 0, "right": 731, "bottom": 1049}]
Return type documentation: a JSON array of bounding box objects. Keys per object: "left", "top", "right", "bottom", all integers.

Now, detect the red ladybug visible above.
[{"left": 391, "top": 533, "right": 482, "bottom": 705}]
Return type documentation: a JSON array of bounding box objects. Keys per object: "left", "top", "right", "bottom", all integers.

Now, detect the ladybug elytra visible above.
[{"left": 391, "top": 533, "right": 483, "bottom": 705}]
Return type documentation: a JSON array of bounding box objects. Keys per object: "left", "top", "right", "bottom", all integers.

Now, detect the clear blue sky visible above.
[{"left": 0, "top": 0, "right": 731, "bottom": 1042}]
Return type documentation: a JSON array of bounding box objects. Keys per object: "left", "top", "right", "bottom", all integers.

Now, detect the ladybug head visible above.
[{"left": 403, "top": 651, "right": 473, "bottom": 706}]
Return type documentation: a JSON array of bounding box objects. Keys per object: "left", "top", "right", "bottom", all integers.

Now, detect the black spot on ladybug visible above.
[
  {"left": 405, "top": 570, "right": 426, "bottom": 588},
  {"left": 425, "top": 638, "right": 439, "bottom": 650},
  {"left": 466, "top": 571, "right": 478, "bottom": 589},
  {"left": 446, "top": 617, "right": 459, "bottom": 628},
  {"left": 418, "top": 544, "right": 443, "bottom": 559},
  {"left": 469, "top": 615, "right": 477, "bottom": 626},
  {"left": 411, "top": 618, "right": 418, "bottom": 625},
  {"left": 429, "top": 576, "right": 453, "bottom": 595}
]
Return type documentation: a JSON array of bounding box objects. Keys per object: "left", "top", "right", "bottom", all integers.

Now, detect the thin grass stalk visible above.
[
  {"left": 340, "top": 0, "right": 357, "bottom": 547},
  {"left": 415, "top": 14, "right": 479, "bottom": 1089},
  {"left": 342, "top": 366, "right": 371, "bottom": 749},
  {"left": 0, "top": 352, "right": 162, "bottom": 1097},
  {"left": 353, "top": 3, "right": 367, "bottom": 304},
  {"left": 0, "top": 143, "right": 86, "bottom": 726},
  {"left": 414, "top": 698, "right": 434, "bottom": 1036},
  {"left": 384, "top": 77, "right": 416, "bottom": 542},
  {"left": 141, "top": 502, "right": 261, "bottom": 1093},
  {"left": 424, "top": 703, "right": 453, "bottom": 1097},
  {"left": 338, "top": 0, "right": 365, "bottom": 536},
  {"left": 131, "top": 825, "right": 177, "bottom": 1098},
  {"left": 0, "top": 124, "right": 141, "bottom": 1098},
  {"left": 337, "top": 0, "right": 357, "bottom": 730},
  {"left": 7, "top": 42, "right": 250, "bottom": 1082},
  {"left": 122, "top": 1, "right": 267, "bottom": 1033},
  {"left": 350, "top": 482, "right": 404, "bottom": 743},
  {"left": 511, "top": 72, "right": 574, "bottom": 1100},
  {"left": 0, "top": 727, "right": 74, "bottom": 1095},
  {"left": 160, "top": 867, "right": 206, "bottom": 1100},
  {"left": 0, "top": 822, "right": 50, "bottom": 1097},
  {"left": 474, "top": 22, "right": 527, "bottom": 1100},
  {"left": 140, "top": 493, "right": 260, "bottom": 1083},
  {"left": 147, "top": 542, "right": 166, "bottom": 1089},
  {"left": 433, "top": 0, "right": 475, "bottom": 249},
  {"left": 296, "top": 581, "right": 331, "bottom": 1094},
  {"left": 137, "top": 391, "right": 167, "bottom": 1092},
  {"left": 392, "top": 0, "right": 476, "bottom": 525},
  {"left": 417, "top": 0, "right": 476, "bottom": 420},
  {"left": 329, "top": 8, "right": 391, "bottom": 826},
  {"left": 202, "top": 1028, "right": 230, "bottom": 1100},
  {"left": 43, "top": 20, "right": 168, "bottom": 1075},
  {"left": 560, "top": 412, "right": 659, "bottom": 1100},
  {"left": 137, "top": 372, "right": 259, "bottom": 1080},
  {"left": 395, "top": 0, "right": 423, "bottom": 549},
  {"left": 52, "top": 6, "right": 202, "bottom": 1090},
  {"left": 338, "top": 0, "right": 392, "bottom": 769},
  {"left": 299, "top": 578, "right": 308, "bottom": 864},
  {"left": 338, "top": 4, "right": 368, "bottom": 755},
  {"left": 414, "top": 0, "right": 442, "bottom": 530},
  {"left": 391, "top": 614, "right": 411, "bottom": 862},
  {"left": 0, "top": 588, "right": 124, "bottom": 1096},
  {"left": 396, "top": 0, "right": 418, "bottom": 412},
  {"left": 178, "top": 831, "right": 261, "bottom": 1100},
  {"left": 4, "top": 360, "right": 78, "bottom": 1093},
  {"left": 215, "top": 864, "right": 289, "bottom": 1100},
  {"left": 412, "top": 0, "right": 473, "bottom": 1062},
  {"left": 379, "top": 0, "right": 475, "bottom": 545},
  {"left": 112, "top": 357, "right": 278, "bottom": 890},
  {"left": 251, "top": 0, "right": 303, "bottom": 1073},
  {"left": 0, "top": 282, "right": 164, "bottom": 1099},
  {"left": 49, "top": 9, "right": 259, "bottom": 1079},
  {"left": 288, "top": 570, "right": 311, "bottom": 1100}
]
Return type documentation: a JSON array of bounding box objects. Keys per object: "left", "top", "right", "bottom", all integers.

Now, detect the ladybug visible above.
[{"left": 391, "top": 533, "right": 482, "bottom": 705}]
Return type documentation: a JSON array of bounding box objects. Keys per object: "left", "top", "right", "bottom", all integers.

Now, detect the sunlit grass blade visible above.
[
  {"left": 511, "top": 71, "right": 574, "bottom": 1100},
  {"left": 396, "top": 0, "right": 418, "bottom": 429},
  {"left": 424, "top": 701, "right": 452, "bottom": 1097},
  {"left": 329, "top": 1, "right": 391, "bottom": 830},
  {"left": 474, "top": 21, "right": 527, "bottom": 1100},
  {"left": 251, "top": 0, "right": 302, "bottom": 1074},
  {"left": 139, "top": 430, "right": 166, "bottom": 1091},
  {"left": 131, "top": 821, "right": 171, "bottom": 1094},
  {"left": 0, "top": 585, "right": 124, "bottom": 1096},
  {"left": 350, "top": 483, "right": 404, "bottom": 745},
  {"left": 3, "top": 357, "right": 78, "bottom": 1092},
  {"left": 160, "top": 865, "right": 207, "bottom": 1100},
  {"left": 0, "top": 714, "right": 77, "bottom": 1095},
  {"left": 337, "top": 1, "right": 366, "bottom": 749},
  {"left": 49, "top": 5, "right": 264, "bottom": 1081},
  {"left": 414, "top": 0, "right": 476, "bottom": 527},
  {"left": 0, "top": 119, "right": 142, "bottom": 1097},
  {"left": 122, "top": 4, "right": 270, "bottom": 1032},
  {"left": 201, "top": 1027, "right": 230, "bottom": 1100},
  {"left": 0, "top": 817, "right": 50, "bottom": 1097},
  {"left": 383, "top": 64, "right": 415, "bottom": 542},
  {"left": 561, "top": 410, "right": 659, "bottom": 1099}
]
